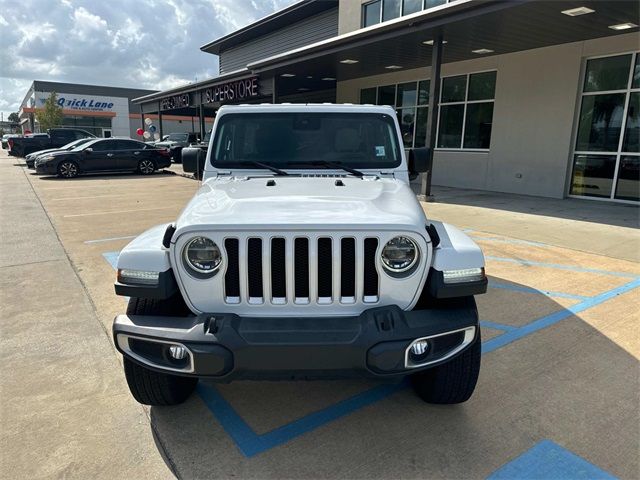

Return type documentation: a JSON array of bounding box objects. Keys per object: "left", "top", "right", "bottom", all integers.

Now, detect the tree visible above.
[
  {"left": 8, "top": 112, "right": 19, "bottom": 124},
  {"left": 35, "top": 92, "right": 63, "bottom": 131}
]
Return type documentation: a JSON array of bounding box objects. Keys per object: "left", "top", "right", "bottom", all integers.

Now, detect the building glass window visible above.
[
  {"left": 360, "top": 87, "right": 377, "bottom": 104},
  {"left": 382, "top": 0, "right": 401, "bottom": 21},
  {"left": 437, "top": 71, "right": 496, "bottom": 149},
  {"left": 377, "top": 85, "right": 396, "bottom": 106},
  {"left": 363, "top": 0, "right": 452, "bottom": 28},
  {"left": 363, "top": 1, "right": 381, "bottom": 27},
  {"left": 571, "top": 52, "right": 639, "bottom": 203},
  {"left": 403, "top": 0, "right": 422, "bottom": 15}
]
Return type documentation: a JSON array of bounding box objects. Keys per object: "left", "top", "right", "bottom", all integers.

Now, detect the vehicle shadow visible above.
[
  {"left": 411, "top": 184, "right": 638, "bottom": 229},
  {"left": 35, "top": 169, "right": 178, "bottom": 181},
  {"left": 142, "top": 274, "right": 638, "bottom": 479}
]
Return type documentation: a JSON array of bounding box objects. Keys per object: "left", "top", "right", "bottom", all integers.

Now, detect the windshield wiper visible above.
[
  {"left": 312, "top": 160, "right": 364, "bottom": 178},
  {"left": 243, "top": 160, "right": 289, "bottom": 176}
]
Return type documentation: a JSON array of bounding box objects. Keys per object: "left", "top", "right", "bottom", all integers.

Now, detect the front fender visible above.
[
  {"left": 115, "top": 223, "right": 178, "bottom": 299},
  {"left": 424, "top": 221, "right": 487, "bottom": 299}
]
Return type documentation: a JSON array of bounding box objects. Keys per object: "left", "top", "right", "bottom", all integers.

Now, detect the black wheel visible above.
[
  {"left": 411, "top": 329, "right": 481, "bottom": 404},
  {"left": 122, "top": 295, "right": 197, "bottom": 406},
  {"left": 138, "top": 159, "right": 156, "bottom": 175},
  {"left": 57, "top": 160, "right": 79, "bottom": 178}
]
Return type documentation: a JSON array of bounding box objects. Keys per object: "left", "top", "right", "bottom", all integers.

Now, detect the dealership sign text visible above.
[
  {"left": 160, "top": 94, "right": 191, "bottom": 111},
  {"left": 204, "top": 77, "right": 259, "bottom": 104}
]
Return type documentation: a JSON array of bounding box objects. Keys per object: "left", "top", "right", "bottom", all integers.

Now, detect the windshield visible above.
[
  {"left": 210, "top": 112, "right": 401, "bottom": 170},
  {"left": 167, "top": 133, "right": 188, "bottom": 141}
]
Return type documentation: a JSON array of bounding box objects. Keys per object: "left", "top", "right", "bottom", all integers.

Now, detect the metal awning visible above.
[{"left": 248, "top": 0, "right": 639, "bottom": 82}]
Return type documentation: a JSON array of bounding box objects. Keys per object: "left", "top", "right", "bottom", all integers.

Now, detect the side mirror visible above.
[
  {"left": 182, "top": 147, "right": 205, "bottom": 177},
  {"left": 84, "top": 148, "right": 93, "bottom": 154},
  {"left": 408, "top": 147, "right": 431, "bottom": 181}
]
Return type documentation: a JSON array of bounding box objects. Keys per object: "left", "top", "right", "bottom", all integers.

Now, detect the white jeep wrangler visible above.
[{"left": 113, "top": 104, "right": 487, "bottom": 406}]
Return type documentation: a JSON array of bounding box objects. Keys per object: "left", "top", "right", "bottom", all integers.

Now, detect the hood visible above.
[
  {"left": 30, "top": 148, "right": 61, "bottom": 158},
  {"left": 174, "top": 176, "right": 426, "bottom": 234}
]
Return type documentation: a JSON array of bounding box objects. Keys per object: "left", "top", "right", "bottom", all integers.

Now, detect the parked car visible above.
[
  {"left": 2, "top": 134, "right": 22, "bottom": 149},
  {"left": 7, "top": 128, "right": 95, "bottom": 157},
  {"left": 113, "top": 104, "right": 488, "bottom": 407},
  {"left": 25, "top": 137, "right": 95, "bottom": 169},
  {"left": 153, "top": 132, "right": 199, "bottom": 163},
  {"left": 34, "top": 138, "right": 171, "bottom": 178}
]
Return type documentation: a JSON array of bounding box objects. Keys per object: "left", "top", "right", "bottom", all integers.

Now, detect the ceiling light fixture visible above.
[
  {"left": 472, "top": 48, "right": 494, "bottom": 54},
  {"left": 385, "top": 65, "right": 402, "bottom": 69},
  {"left": 339, "top": 59, "right": 359, "bottom": 64},
  {"left": 422, "top": 39, "right": 448, "bottom": 45},
  {"left": 321, "top": 77, "right": 336, "bottom": 81},
  {"left": 297, "top": 88, "right": 310, "bottom": 92},
  {"left": 608, "top": 22, "right": 638, "bottom": 30},
  {"left": 561, "top": 6, "right": 595, "bottom": 16},
  {"left": 280, "top": 73, "right": 295, "bottom": 77}
]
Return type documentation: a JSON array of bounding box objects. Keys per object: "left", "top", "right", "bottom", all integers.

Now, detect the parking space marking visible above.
[
  {"left": 489, "top": 281, "right": 589, "bottom": 300},
  {"left": 86, "top": 236, "right": 137, "bottom": 244},
  {"left": 486, "top": 255, "right": 638, "bottom": 278},
  {"left": 480, "top": 320, "right": 517, "bottom": 332},
  {"left": 64, "top": 206, "right": 176, "bottom": 218},
  {"left": 471, "top": 235, "right": 549, "bottom": 248},
  {"left": 482, "top": 277, "right": 640, "bottom": 354},
  {"left": 101, "top": 249, "right": 640, "bottom": 458},
  {"left": 487, "top": 440, "right": 617, "bottom": 479}
]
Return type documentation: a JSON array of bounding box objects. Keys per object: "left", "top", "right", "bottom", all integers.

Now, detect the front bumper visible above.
[
  {"left": 113, "top": 299, "right": 479, "bottom": 381},
  {"left": 35, "top": 163, "right": 57, "bottom": 175}
]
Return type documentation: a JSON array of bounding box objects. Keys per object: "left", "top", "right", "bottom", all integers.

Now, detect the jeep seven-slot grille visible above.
[{"left": 223, "top": 236, "right": 379, "bottom": 305}]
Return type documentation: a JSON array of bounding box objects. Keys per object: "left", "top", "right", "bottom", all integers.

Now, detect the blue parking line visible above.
[
  {"left": 486, "top": 255, "right": 639, "bottom": 278},
  {"left": 487, "top": 440, "right": 617, "bottom": 479},
  {"left": 483, "top": 277, "right": 640, "bottom": 354},
  {"left": 489, "top": 281, "right": 589, "bottom": 300},
  {"left": 102, "top": 251, "right": 119, "bottom": 269},
  {"left": 473, "top": 235, "right": 549, "bottom": 247},
  {"left": 197, "top": 380, "right": 407, "bottom": 457},
  {"left": 480, "top": 320, "right": 517, "bottom": 332}
]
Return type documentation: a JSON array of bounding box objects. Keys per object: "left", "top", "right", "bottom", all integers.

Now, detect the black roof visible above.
[{"left": 200, "top": 0, "right": 338, "bottom": 55}]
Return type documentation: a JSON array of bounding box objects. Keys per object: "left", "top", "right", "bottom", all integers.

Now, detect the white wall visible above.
[{"left": 337, "top": 33, "right": 639, "bottom": 198}]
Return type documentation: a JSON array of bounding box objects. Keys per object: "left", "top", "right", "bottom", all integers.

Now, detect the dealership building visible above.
[
  {"left": 135, "top": 0, "right": 639, "bottom": 203},
  {"left": 18, "top": 80, "right": 213, "bottom": 139}
]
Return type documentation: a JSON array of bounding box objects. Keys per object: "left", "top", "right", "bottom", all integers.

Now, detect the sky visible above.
[{"left": 0, "top": 0, "right": 297, "bottom": 121}]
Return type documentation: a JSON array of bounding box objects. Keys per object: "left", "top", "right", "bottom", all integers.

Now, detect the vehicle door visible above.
[
  {"left": 113, "top": 140, "right": 148, "bottom": 170},
  {"left": 78, "top": 140, "right": 115, "bottom": 171}
]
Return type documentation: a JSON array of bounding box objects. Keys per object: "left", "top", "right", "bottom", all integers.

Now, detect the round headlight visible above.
[
  {"left": 381, "top": 236, "right": 419, "bottom": 273},
  {"left": 183, "top": 236, "right": 222, "bottom": 275}
]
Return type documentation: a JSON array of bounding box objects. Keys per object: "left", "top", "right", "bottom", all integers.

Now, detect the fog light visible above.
[
  {"left": 410, "top": 340, "right": 429, "bottom": 356},
  {"left": 169, "top": 345, "right": 188, "bottom": 360}
]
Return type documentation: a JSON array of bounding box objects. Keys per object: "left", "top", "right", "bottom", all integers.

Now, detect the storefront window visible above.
[
  {"left": 396, "top": 82, "right": 417, "bottom": 107},
  {"left": 575, "top": 94, "right": 625, "bottom": 152},
  {"left": 437, "top": 71, "right": 496, "bottom": 149},
  {"left": 615, "top": 156, "right": 639, "bottom": 201},
  {"left": 360, "top": 87, "right": 377, "bottom": 104},
  {"left": 377, "top": 85, "right": 396, "bottom": 106},
  {"left": 571, "top": 52, "right": 639, "bottom": 203},
  {"left": 583, "top": 54, "right": 632, "bottom": 92}
]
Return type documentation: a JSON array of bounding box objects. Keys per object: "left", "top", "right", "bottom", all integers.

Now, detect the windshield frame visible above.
[{"left": 209, "top": 112, "right": 403, "bottom": 172}]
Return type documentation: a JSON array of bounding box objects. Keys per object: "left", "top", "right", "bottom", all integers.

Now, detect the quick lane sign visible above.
[
  {"left": 204, "top": 77, "right": 259, "bottom": 104},
  {"left": 160, "top": 93, "right": 191, "bottom": 111}
]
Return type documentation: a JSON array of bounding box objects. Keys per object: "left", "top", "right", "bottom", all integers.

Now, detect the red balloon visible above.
[{"left": 136, "top": 128, "right": 144, "bottom": 136}]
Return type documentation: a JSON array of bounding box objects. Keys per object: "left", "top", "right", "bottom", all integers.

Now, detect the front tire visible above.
[
  {"left": 138, "top": 159, "right": 156, "bottom": 175},
  {"left": 411, "top": 329, "right": 481, "bottom": 404},
  {"left": 122, "top": 296, "right": 197, "bottom": 406},
  {"left": 57, "top": 160, "right": 79, "bottom": 178}
]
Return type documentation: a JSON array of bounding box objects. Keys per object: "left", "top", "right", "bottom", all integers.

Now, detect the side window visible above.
[
  {"left": 90, "top": 141, "right": 110, "bottom": 152},
  {"left": 116, "top": 140, "right": 141, "bottom": 150}
]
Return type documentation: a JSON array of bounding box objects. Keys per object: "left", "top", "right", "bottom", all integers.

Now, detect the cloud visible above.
[{"left": 0, "top": 0, "right": 297, "bottom": 119}]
